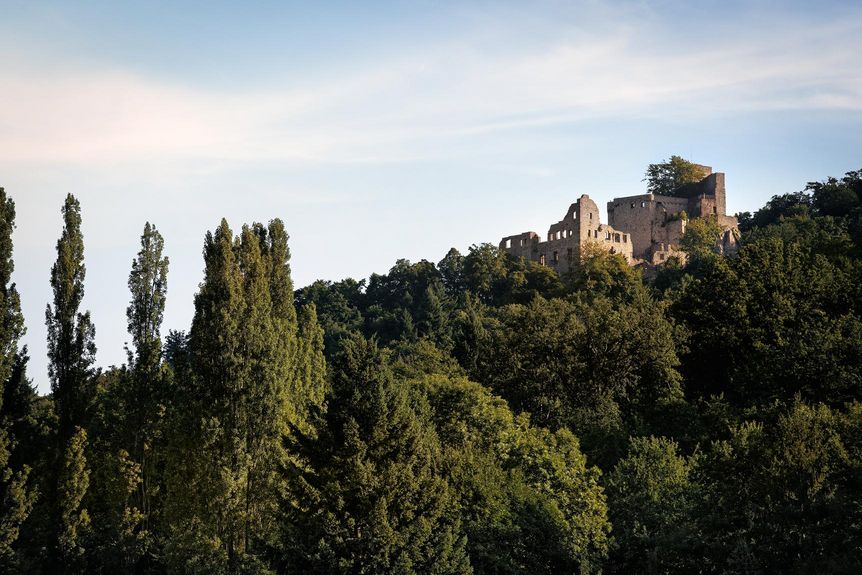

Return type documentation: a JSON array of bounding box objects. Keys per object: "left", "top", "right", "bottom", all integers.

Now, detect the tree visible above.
[
  {"left": 568, "top": 243, "right": 644, "bottom": 302},
  {"left": 679, "top": 216, "right": 725, "bottom": 267},
  {"left": 745, "top": 191, "right": 812, "bottom": 231},
  {"left": 126, "top": 222, "right": 169, "bottom": 526},
  {"left": 56, "top": 427, "right": 90, "bottom": 573},
  {"left": 673, "top": 235, "right": 862, "bottom": 406},
  {"left": 294, "top": 279, "right": 365, "bottom": 357},
  {"left": 696, "top": 401, "right": 862, "bottom": 573},
  {"left": 808, "top": 169, "right": 862, "bottom": 218},
  {"left": 0, "top": 188, "right": 36, "bottom": 569},
  {"left": 462, "top": 244, "right": 509, "bottom": 304},
  {"left": 46, "top": 194, "right": 96, "bottom": 440},
  {"left": 474, "top": 295, "right": 682, "bottom": 463},
  {"left": 643, "top": 156, "right": 710, "bottom": 196},
  {"left": 165, "top": 218, "right": 325, "bottom": 573},
  {"left": 416, "top": 374, "right": 611, "bottom": 574},
  {"left": 415, "top": 284, "right": 449, "bottom": 345},
  {"left": 281, "top": 336, "right": 471, "bottom": 574},
  {"left": 605, "top": 436, "right": 700, "bottom": 574},
  {"left": 438, "top": 248, "right": 466, "bottom": 297},
  {"left": 87, "top": 223, "right": 170, "bottom": 570}
]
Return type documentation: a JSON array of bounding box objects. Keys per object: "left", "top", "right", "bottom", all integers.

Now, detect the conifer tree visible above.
[
  {"left": 282, "top": 335, "right": 471, "bottom": 574},
  {"left": 46, "top": 194, "right": 96, "bottom": 440}
]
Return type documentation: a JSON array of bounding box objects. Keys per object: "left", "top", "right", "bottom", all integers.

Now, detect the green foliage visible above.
[
  {"left": 6, "top": 168, "right": 862, "bottom": 573},
  {"left": 695, "top": 400, "right": 862, "bottom": 573},
  {"left": 463, "top": 244, "right": 509, "bottom": 304},
  {"left": 0, "top": 189, "right": 36, "bottom": 571},
  {"left": 282, "top": 336, "right": 471, "bottom": 574},
  {"left": 473, "top": 294, "right": 682, "bottom": 463},
  {"left": 417, "top": 374, "right": 610, "bottom": 574},
  {"left": 643, "top": 156, "right": 710, "bottom": 196},
  {"left": 46, "top": 194, "right": 96, "bottom": 440},
  {"left": 438, "top": 248, "right": 466, "bottom": 297},
  {"left": 57, "top": 427, "right": 90, "bottom": 572},
  {"left": 605, "top": 436, "right": 700, "bottom": 573},
  {"left": 568, "top": 243, "right": 644, "bottom": 302},
  {"left": 673, "top": 234, "right": 862, "bottom": 405},
  {"left": 294, "top": 279, "right": 364, "bottom": 356},
  {"left": 808, "top": 169, "right": 862, "bottom": 217},
  {"left": 679, "top": 216, "right": 725, "bottom": 265},
  {"left": 165, "top": 218, "right": 326, "bottom": 572}
]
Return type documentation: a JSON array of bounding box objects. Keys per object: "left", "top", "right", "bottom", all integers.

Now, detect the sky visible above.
[{"left": 1, "top": 0, "right": 861, "bottom": 393}]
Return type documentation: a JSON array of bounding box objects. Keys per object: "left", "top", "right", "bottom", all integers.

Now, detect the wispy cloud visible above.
[{"left": 1, "top": 5, "right": 860, "bottom": 168}]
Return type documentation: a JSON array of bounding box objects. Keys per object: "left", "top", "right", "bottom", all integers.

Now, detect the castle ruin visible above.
[{"left": 500, "top": 165, "right": 739, "bottom": 270}]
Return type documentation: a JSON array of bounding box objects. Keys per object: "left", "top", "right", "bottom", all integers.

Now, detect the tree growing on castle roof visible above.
[{"left": 644, "top": 156, "right": 711, "bottom": 197}]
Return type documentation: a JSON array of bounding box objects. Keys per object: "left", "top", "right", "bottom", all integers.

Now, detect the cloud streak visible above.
[{"left": 1, "top": 4, "right": 860, "bottom": 169}]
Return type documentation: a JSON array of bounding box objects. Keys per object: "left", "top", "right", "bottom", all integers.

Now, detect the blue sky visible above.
[{"left": 1, "top": 0, "right": 861, "bottom": 392}]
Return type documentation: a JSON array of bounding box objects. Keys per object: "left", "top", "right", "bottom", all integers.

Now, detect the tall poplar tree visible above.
[
  {"left": 45, "top": 194, "right": 95, "bottom": 571},
  {"left": 166, "top": 218, "right": 325, "bottom": 573},
  {"left": 46, "top": 194, "right": 96, "bottom": 439},
  {"left": 0, "top": 188, "right": 35, "bottom": 566},
  {"left": 125, "top": 222, "right": 169, "bottom": 530}
]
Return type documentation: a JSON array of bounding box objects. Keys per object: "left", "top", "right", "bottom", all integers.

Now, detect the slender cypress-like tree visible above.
[
  {"left": 46, "top": 194, "right": 96, "bottom": 440},
  {"left": 45, "top": 194, "right": 95, "bottom": 572},
  {"left": 0, "top": 188, "right": 36, "bottom": 567},
  {"left": 125, "top": 222, "right": 169, "bottom": 530}
]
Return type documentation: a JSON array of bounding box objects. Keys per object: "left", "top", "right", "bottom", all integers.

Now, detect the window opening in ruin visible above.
[
  {"left": 589, "top": 212, "right": 593, "bottom": 220},
  {"left": 505, "top": 239, "right": 512, "bottom": 248},
  {"left": 539, "top": 254, "right": 546, "bottom": 265},
  {"left": 641, "top": 201, "right": 646, "bottom": 208},
  {"left": 659, "top": 253, "right": 665, "bottom": 261},
  {"left": 623, "top": 234, "right": 627, "bottom": 243},
  {"left": 614, "top": 233, "right": 620, "bottom": 242},
  {"left": 631, "top": 203, "right": 635, "bottom": 208},
  {"left": 553, "top": 251, "right": 559, "bottom": 263},
  {"left": 605, "top": 231, "right": 611, "bottom": 240}
]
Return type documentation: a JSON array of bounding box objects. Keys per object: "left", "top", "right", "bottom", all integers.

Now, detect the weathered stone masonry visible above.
[{"left": 500, "top": 166, "right": 739, "bottom": 270}]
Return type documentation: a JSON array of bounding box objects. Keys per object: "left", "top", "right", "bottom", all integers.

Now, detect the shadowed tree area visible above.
[{"left": 1, "top": 166, "right": 862, "bottom": 573}]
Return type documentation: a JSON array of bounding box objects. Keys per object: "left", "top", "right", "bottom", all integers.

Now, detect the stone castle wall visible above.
[
  {"left": 501, "top": 167, "right": 738, "bottom": 268},
  {"left": 500, "top": 194, "right": 633, "bottom": 273}
]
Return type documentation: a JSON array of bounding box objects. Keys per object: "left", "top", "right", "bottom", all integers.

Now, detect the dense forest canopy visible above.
[{"left": 1, "top": 164, "right": 862, "bottom": 574}]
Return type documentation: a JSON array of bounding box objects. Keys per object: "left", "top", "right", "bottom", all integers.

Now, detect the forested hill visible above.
[{"left": 1, "top": 167, "right": 862, "bottom": 574}]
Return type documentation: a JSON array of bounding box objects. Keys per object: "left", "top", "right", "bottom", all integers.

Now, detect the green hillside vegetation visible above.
[{"left": 1, "top": 166, "right": 861, "bottom": 573}]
